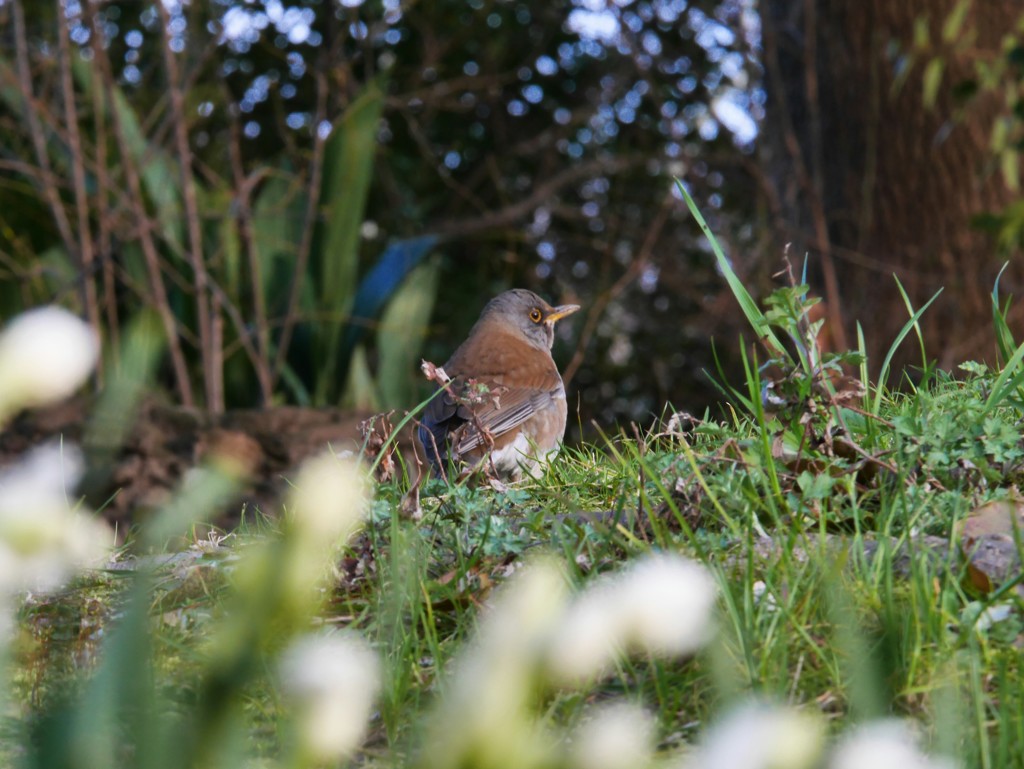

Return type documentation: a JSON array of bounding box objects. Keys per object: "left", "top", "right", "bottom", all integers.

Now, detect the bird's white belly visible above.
[{"left": 489, "top": 430, "right": 560, "bottom": 480}]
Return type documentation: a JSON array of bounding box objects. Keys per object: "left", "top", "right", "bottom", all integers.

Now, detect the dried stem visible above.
[
  {"left": 273, "top": 62, "right": 329, "bottom": 386},
  {"left": 87, "top": 3, "right": 195, "bottom": 406},
  {"left": 12, "top": 1, "right": 79, "bottom": 278},
  {"left": 224, "top": 83, "right": 273, "bottom": 404},
  {"left": 158, "top": 1, "right": 216, "bottom": 410},
  {"left": 56, "top": 0, "right": 102, "bottom": 383},
  {"left": 211, "top": 292, "right": 225, "bottom": 414}
]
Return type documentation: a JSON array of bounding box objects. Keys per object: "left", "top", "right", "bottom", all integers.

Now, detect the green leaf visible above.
[
  {"left": 797, "top": 470, "right": 834, "bottom": 500},
  {"left": 872, "top": 280, "right": 942, "bottom": 414},
  {"left": 315, "top": 81, "right": 386, "bottom": 402},
  {"left": 376, "top": 259, "right": 441, "bottom": 409},
  {"left": 1001, "top": 149, "right": 1020, "bottom": 191},
  {"left": 342, "top": 344, "right": 380, "bottom": 412},
  {"left": 913, "top": 16, "right": 931, "bottom": 49},
  {"left": 251, "top": 168, "right": 304, "bottom": 302},
  {"left": 942, "top": 0, "right": 971, "bottom": 43},
  {"left": 992, "top": 262, "right": 1017, "bottom": 364},
  {"left": 922, "top": 58, "right": 944, "bottom": 108}
]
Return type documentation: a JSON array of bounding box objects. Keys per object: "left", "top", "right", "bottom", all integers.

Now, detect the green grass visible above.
[
  {"left": 5, "top": 195, "right": 1024, "bottom": 765},
  {"left": 6, "top": 348, "right": 1024, "bottom": 768}
]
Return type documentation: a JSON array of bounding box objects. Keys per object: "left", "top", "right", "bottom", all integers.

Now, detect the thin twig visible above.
[
  {"left": 158, "top": 0, "right": 216, "bottom": 410},
  {"left": 562, "top": 188, "right": 672, "bottom": 386},
  {"left": 434, "top": 156, "right": 637, "bottom": 239},
  {"left": 56, "top": 0, "right": 102, "bottom": 383},
  {"left": 88, "top": 4, "right": 195, "bottom": 405},
  {"left": 224, "top": 82, "right": 273, "bottom": 404},
  {"left": 272, "top": 62, "right": 329, "bottom": 386},
  {"left": 12, "top": 0, "right": 79, "bottom": 276}
]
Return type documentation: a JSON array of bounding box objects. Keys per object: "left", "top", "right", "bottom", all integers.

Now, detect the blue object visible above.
[{"left": 338, "top": 234, "right": 439, "bottom": 367}]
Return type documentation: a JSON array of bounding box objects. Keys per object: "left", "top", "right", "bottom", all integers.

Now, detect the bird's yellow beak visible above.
[{"left": 546, "top": 304, "right": 581, "bottom": 323}]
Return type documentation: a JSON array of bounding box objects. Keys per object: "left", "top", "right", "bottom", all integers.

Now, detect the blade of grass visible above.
[
  {"left": 872, "top": 285, "right": 942, "bottom": 415},
  {"left": 674, "top": 178, "right": 787, "bottom": 358},
  {"left": 992, "top": 262, "right": 1017, "bottom": 364},
  {"left": 983, "top": 335, "right": 1024, "bottom": 412},
  {"left": 893, "top": 276, "right": 929, "bottom": 383}
]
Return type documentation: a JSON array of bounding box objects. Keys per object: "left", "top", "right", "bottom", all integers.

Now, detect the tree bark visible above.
[{"left": 761, "top": 0, "right": 1021, "bottom": 372}]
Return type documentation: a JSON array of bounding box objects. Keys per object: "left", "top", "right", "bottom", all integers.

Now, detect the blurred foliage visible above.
[
  {"left": 0, "top": 0, "right": 763, "bottom": 427},
  {"left": 900, "top": 4, "right": 1024, "bottom": 260}
]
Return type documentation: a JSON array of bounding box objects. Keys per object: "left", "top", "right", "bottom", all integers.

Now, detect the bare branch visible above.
[
  {"left": 434, "top": 156, "right": 638, "bottom": 238},
  {"left": 86, "top": 2, "right": 195, "bottom": 406},
  {"left": 12, "top": 0, "right": 78, "bottom": 272},
  {"left": 158, "top": 0, "right": 217, "bottom": 410},
  {"left": 272, "top": 61, "right": 329, "bottom": 386},
  {"left": 56, "top": 0, "right": 102, "bottom": 383}
]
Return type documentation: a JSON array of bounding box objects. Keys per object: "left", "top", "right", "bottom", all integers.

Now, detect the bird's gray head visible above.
[{"left": 478, "top": 289, "right": 580, "bottom": 350}]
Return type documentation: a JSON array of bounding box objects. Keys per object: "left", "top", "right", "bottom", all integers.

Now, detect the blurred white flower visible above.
[
  {"left": 0, "top": 306, "right": 99, "bottom": 420},
  {"left": 423, "top": 558, "right": 570, "bottom": 769},
  {"left": 680, "top": 702, "right": 824, "bottom": 769},
  {"left": 279, "top": 630, "right": 381, "bottom": 762},
  {"left": 830, "top": 721, "right": 954, "bottom": 769},
  {"left": 616, "top": 554, "right": 717, "bottom": 654},
  {"left": 546, "top": 553, "right": 717, "bottom": 685},
  {"left": 0, "top": 443, "right": 111, "bottom": 597},
  {"left": 570, "top": 702, "right": 656, "bottom": 769},
  {"left": 287, "top": 451, "right": 369, "bottom": 546},
  {"left": 545, "top": 582, "right": 623, "bottom": 682}
]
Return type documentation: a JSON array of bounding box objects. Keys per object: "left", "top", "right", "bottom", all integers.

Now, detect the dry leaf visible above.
[
  {"left": 359, "top": 411, "right": 396, "bottom": 483},
  {"left": 420, "top": 359, "right": 450, "bottom": 385},
  {"left": 958, "top": 498, "right": 1024, "bottom": 595}
]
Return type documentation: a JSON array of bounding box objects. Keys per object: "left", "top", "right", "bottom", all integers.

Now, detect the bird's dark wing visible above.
[
  {"left": 450, "top": 386, "right": 560, "bottom": 455},
  {"left": 417, "top": 386, "right": 464, "bottom": 469}
]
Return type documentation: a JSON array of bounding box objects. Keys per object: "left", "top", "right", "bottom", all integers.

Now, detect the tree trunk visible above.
[{"left": 760, "top": 0, "right": 1021, "bottom": 373}]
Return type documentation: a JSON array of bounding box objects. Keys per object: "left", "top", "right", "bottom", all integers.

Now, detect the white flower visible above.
[
  {"left": 279, "top": 630, "right": 381, "bottom": 762},
  {"left": 570, "top": 702, "right": 656, "bottom": 769},
  {"left": 546, "top": 553, "right": 717, "bottom": 685},
  {"left": 681, "top": 702, "right": 824, "bottom": 769},
  {"left": 0, "top": 306, "right": 99, "bottom": 419},
  {"left": 450, "top": 557, "right": 569, "bottom": 714},
  {"left": 545, "top": 583, "right": 623, "bottom": 682},
  {"left": 830, "top": 721, "right": 955, "bottom": 769},
  {"left": 615, "top": 554, "right": 718, "bottom": 655},
  {"left": 423, "top": 558, "right": 570, "bottom": 769},
  {"left": 0, "top": 443, "right": 111, "bottom": 597},
  {"left": 287, "top": 452, "right": 369, "bottom": 546}
]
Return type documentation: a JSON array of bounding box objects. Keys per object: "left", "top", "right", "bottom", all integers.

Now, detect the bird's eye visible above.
[{"left": 529, "top": 308, "right": 543, "bottom": 323}]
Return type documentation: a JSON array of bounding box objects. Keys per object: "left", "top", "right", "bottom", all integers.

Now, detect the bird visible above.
[{"left": 418, "top": 289, "right": 580, "bottom": 480}]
